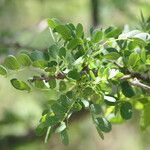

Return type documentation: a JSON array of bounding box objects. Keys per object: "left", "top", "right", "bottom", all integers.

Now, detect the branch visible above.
[
  {"left": 120, "top": 75, "right": 131, "bottom": 80},
  {"left": 113, "top": 62, "right": 150, "bottom": 83},
  {"left": 121, "top": 75, "right": 150, "bottom": 92},
  {"left": 127, "top": 70, "right": 150, "bottom": 83},
  {"left": 28, "top": 72, "right": 66, "bottom": 83},
  {"left": 129, "top": 78, "right": 150, "bottom": 92}
]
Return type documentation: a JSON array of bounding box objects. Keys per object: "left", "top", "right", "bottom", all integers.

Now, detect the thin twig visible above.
[
  {"left": 29, "top": 72, "right": 66, "bottom": 83},
  {"left": 120, "top": 75, "right": 132, "bottom": 80}
]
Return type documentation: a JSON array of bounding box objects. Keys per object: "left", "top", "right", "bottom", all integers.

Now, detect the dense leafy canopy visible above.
[{"left": 0, "top": 16, "right": 150, "bottom": 145}]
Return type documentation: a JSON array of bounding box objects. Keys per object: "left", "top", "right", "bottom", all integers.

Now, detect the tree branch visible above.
[
  {"left": 126, "top": 70, "right": 150, "bottom": 83},
  {"left": 113, "top": 61, "right": 150, "bottom": 83},
  {"left": 129, "top": 78, "right": 150, "bottom": 92},
  {"left": 28, "top": 72, "right": 66, "bottom": 83}
]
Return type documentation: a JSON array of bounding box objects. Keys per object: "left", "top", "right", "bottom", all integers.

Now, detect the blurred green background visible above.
[{"left": 0, "top": 0, "right": 150, "bottom": 150}]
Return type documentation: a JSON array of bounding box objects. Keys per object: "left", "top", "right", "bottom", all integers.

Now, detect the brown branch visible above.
[
  {"left": 29, "top": 72, "right": 66, "bottom": 83},
  {"left": 113, "top": 62, "right": 150, "bottom": 83},
  {"left": 126, "top": 70, "right": 150, "bottom": 83},
  {"left": 129, "top": 78, "right": 150, "bottom": 92},
  {"left": 120, "top": 75, "right": 150, "bottom": 92}
]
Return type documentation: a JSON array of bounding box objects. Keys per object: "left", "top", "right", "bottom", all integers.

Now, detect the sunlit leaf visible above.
[
  {"left": 0, "top": 65, "right": 7, "bottom": 76},
  {"left": 4, "top": 55, "right": 20, "bottom": 70},
  {"left": 17, "top": 53, "right": 32, "bottom": 66},
  {"left": 10, "top": 78, "right": 31, "bottom": 92}
]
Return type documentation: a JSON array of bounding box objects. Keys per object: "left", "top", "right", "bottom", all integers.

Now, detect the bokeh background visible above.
[{"left": 0, "top": 0, "right": 150, "bottom": 150}]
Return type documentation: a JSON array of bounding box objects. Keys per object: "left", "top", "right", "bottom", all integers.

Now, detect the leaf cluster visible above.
[{"left": 0, "top": 17, "right": 150, "bottom": 145}]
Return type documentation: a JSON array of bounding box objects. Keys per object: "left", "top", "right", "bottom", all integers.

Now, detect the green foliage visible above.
[
  {"left": 1, "top": 17, "right": 150, "bottom": 145},
  {"left": 121, "top": 81, "right": 135, "bottom": 98},
  {"left": 92, "top": 30, "right": 103, "bottom": 43},
  {"left": 94, "top": 117, "right": 112, "bottom": 133},
  {"left": 4, "top": 55, "right": 20, "bottom": 70},
  {"left": 10, "top": 78, "right": 31, "bottom": 92},
  {"left": 0, "top": 65, "right": 7, "bottom": 76},
  {"left": 120, "top": 102, "right": 132, "bottom": 120},
  {"left": 60, "top": 129, "right": 69, "bottom": 146},
  {"left": 17, "top": 53, "right": 32, "bottom": 67}
]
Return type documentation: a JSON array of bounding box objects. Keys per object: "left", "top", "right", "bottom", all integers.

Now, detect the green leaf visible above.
[
  {"left": 67, "top": 23, "right": 76, "bottom": 31},
  {"left": 59, "top": 81, "right": 66, "bottom": 91},
  {"left": 66, "top": 91, "right": 74, "bottom": 99},
  {"left": 72, "top": 102, "right": 82, "bottom": 111},
  {"left": 45, "top": 115, "right": 60, "bottom": 126},
  {"left": 48, "top": 78, "right": 56, "bottom": 89},
  {"left": 128, "top": 53, "right": 140, "bottom": 66},
  {"left": 60, "top": 129, "right": 69, "bottom": 146},
  {"left": 34, "top": 80, "right": 45, "bottom": 88},
  {"left": 48, "top": 44, "right": 59, "bottom": 59},
  {"left": 35, "top": 123, "right": 46, "bottom": 136},
  {"left": 121, "top": 81, "right": 135, "bottom": 98},
  {"left": 0, "top": 65, "right": 7, "bottom": 76},
  {"left": 92, "top": 30, "right": 103, "bottom": 43},
  {"left": 32, "top": 60, "right": 47, "bottom": 68},
  {"left": 68, "top": 69, "right": 80, "bottom": 80},
  {"left": 104, "top": 95, "right": 116, "bottom": 106},
  {"left": 120, "top": 102, "right": 132, "bottom": 120},
  {"left": 95, "top": 117, "right": 112, "bottom": 133},
  {"left": 48, "top": 61, "right": 57, "bottom": 67},
  {"left": 106, "top": 47, "right": 118, "bottom": 53},
  {"left": 96, "top": 126, "right": 104, "bottom": 140},
  {"left": 89, "top": 70, "right": 96, "bottom": 80},
  {"left": 67, "top": 38, "right": 83, "bottom": 49},
  {"left": 141, "top": 49, "right": 146, "bottom": 62},
  {"left": 47, "top": 18, "right": 60, "bottom": 29},
  {"left": 105, "top": 27, "right": 121, "bottom": 38},
  {"left": 59, "top": 95, "right": 73, "bottom": 110},
  {"left": 83, "top": 87, "right": 94, "bottom": 98},
  {"left": 55, "top": 25, "right": 72, "bottom": 40},
  {"left": 17, "top": 53, "right": 32, "bottom": 66},
  {"left": 30, "top": 50, "right": 44, "bottom": 61},
  {"left": 59, "top": 47, "right": 66, "bottom": 58},
  {"left": 51, "top": 103, "right": 66, "bottom": 116},
  {"left": 90, "top": 104, "right": 102, "bottom": 115},
  {"left": 10, "top": 78, "right": 31, "bottom": 92},
  {"left": 104, "top": 52, "right": 120, "bottom": 60},
  {"left": 4, "top": 55, "right": 20, "bottom": 70},
  {"left": 76, "top": 23, "right": 84, "bottom": 38}
]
